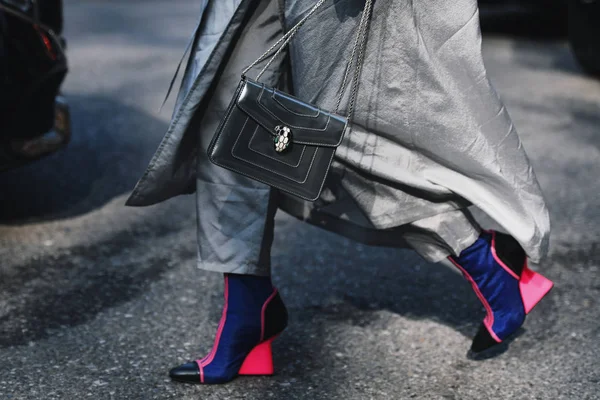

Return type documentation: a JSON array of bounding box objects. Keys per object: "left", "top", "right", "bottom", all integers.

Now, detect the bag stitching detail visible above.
[
  {"left": 246, "top": 124, "right": 308, "bottom": 168},
  {"left": 208, "top": 79, "right": 338, "bottom": 201},
  {"left": 230, "top": 117, "right": 318, "bottom": 184},
  {"left": 271, "top": 89, "right": 321, "bottom": 118}
]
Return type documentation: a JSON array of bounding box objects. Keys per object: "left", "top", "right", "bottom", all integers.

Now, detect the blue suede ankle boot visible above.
[
  {"left": 449, "top": 231, "right": 553, "bottom": 355},
  {"left": 169, "top": 274, "right": 287, "bottom": 384}
]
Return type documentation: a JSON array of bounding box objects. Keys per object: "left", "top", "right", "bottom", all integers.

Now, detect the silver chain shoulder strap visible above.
[{"left": 243, "top": 0, "right": 374, "bottom": 123}]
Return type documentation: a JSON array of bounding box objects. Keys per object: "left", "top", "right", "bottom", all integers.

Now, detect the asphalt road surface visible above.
[{"left": 1, "top": 1, "right": 599, "bottom": 399}]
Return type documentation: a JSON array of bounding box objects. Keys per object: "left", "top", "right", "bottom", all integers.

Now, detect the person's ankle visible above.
[{"left": 224, "top": 273, "right": 274, "bottom": 305}]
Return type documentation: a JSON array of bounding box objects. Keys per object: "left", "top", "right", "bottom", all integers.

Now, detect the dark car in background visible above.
[
  {"left": 0, "top": 0, "right": 70, "bottom": 171},
  {"left": 569, "top": 0, "right": 600, "bottom": 76},
  {"left": 479, "top": 0, "right": 600, "bottom": 77},
  {"left": 479, "top": 0, "right": 568, "bottom": 21}
]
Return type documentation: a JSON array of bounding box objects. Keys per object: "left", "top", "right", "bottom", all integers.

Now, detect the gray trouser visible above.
[
  {"left": 194, "top": 0, "right": 284, "bottom": 276},
  {"left": 196, "top": 181, "right": 279, "bottom": 276}
]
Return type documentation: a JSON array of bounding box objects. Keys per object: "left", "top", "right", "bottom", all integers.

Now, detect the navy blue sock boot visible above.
[
  {"left": 169, "top": 274, "right": 287, "bottom": 384},
  {"left": 449, "top": 231, "right": 553, "bottom": 355}
]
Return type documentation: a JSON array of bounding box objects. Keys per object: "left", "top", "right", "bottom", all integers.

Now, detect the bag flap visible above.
[{"left": 236, "top": 78, "right": 347, "bottom": 147}]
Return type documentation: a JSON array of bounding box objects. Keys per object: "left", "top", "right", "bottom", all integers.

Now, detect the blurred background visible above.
[{"left": 0, "top": 1, "right": 599, "bottom": 399}]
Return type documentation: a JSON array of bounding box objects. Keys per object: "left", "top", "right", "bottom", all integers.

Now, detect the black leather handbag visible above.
[{"left": 208, "top": 0, "right": 373, "bottom": 201}]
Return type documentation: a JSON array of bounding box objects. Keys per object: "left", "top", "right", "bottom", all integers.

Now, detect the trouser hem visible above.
[{"left": 196, "top": 259, "right": 271, "bottom": 276}]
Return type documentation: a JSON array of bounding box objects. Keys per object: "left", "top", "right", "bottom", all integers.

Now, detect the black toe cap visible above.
[
  {"left": 471, "top": 324, "right": 500, "bottom": 353},
  {"left": 169, "top": 362, "right": 200, "bottom": 383}
]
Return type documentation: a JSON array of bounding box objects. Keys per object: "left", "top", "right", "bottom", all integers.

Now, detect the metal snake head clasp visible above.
[{"left": 274, "top": 125, "right": 292, "bottom": 153}]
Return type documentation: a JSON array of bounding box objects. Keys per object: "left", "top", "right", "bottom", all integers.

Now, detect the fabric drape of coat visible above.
[{"left": 126, "top": 0, "right": 550, "bottom": 268}]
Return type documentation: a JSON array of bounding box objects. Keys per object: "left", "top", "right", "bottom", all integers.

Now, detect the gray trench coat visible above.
[{"left": 126, "top": 0, "right": 550, "bottom": 264}]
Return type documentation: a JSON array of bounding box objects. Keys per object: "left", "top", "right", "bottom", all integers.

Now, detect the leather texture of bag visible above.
[
  {"left": 207, "top": 0, "right": 373, "bottom": 201},
  {"left": 208, "top": 77, "right": 348, "bottom": 200}
]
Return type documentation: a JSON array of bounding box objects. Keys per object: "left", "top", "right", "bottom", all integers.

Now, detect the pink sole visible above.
[
  {"left": 520, "top": 267, "right": 554, "bottom": 314},
  {"left": 238, "top": 337, "right": 275, "bottom": 376}
]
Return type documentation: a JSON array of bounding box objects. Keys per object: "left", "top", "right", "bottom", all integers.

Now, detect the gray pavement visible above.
[{"left": 1, "top": 1, "right": 599, "bottom": 399}]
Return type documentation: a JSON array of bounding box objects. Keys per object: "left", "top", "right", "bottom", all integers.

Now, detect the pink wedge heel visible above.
[
  {"left": 238, "top": 337, "right": 276, "bottom": 376},
  {"left": 519, "top": 265, "right": 554, "bottom": 314}
]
